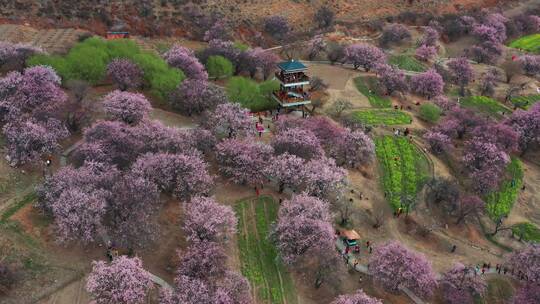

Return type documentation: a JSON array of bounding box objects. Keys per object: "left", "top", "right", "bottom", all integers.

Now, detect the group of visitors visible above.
[
  {"left": 278, "top": 71, "right": 306, "bottom": 83},
  {"left": 341, "top": 240, "right": 374, "bottom": 264},
  {"left": 392, "top": 127, "right": 411, "bottom": 137}
]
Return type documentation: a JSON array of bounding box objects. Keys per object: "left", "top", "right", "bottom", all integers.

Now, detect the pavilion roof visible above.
[
  {"left": 277, "top": 60, "right": 307, "bottom": 72},
  {"left": 340, "top": 229, "right": 361, "bottom": 240}
]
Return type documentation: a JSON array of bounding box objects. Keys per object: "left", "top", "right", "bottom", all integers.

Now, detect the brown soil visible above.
[{"left": 0, "top": 0, "right": 506, "bottom": 39}]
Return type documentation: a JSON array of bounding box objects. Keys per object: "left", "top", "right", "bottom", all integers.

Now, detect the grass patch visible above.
[
  {"left": 353, "top": 77, "right": 391, "bottom": 108},
  {"left": 389, "top": 54, "right": 427, "bottom": 72},
  {"left": 419, "top": 103, "right": 442, "bottom": 123},
  {"left": 509, "top": 34, "right": 540, "bottom": 54},
  {"left": 482, "top": 277, "right": 514, "bottom": 304},
  {"left": 0, "top": 191, "right": 37, "bottom": 224},
  {"left": 461, "top": 96, "right": 512, "bottom": 118},
  {"left": 375, "top": 136, "right": 430, "bottom": 211},
  {"left": 235, "top": 196, "right": 297, "bottom": 304},
  {"left": 485, "top": 158, "right": 523, "bottom": 221},
  {"left": 352, "top": 109, "right": 412, "bottom": 126},
  {"left": 227, "top": 77, "right": 280, "bottom": 112},
  {"left": 511, "top": 222, "right": 540, "bottom": 243},
  {"left": 28, "top": 37, "right": 184, "bottom": 99},
  {"left": 510, "top": 94, "right": 540, "bottom": 109}
]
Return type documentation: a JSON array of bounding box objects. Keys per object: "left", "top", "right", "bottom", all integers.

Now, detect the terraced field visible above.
[
  {"left": 353, "top": 77, "right": 392, "bottom": 108},
  {"left": 352, "top": 109, "right": 412, "bottom": 126},
  {"left": 511, "top": 222, "right": 540, "bottom": 243},
  {"left": 461, "top": 96, "right": 512, "bottom": 119},
  {"left": 511, "top": 94, "right": 540, "bottom": 109},
  {"left": 236, "top": 196, "right": 297, "bottom": 304},
  {"left": 0, "top": 25, "right": 88, "bottom": 54},
  {"left": 485, "top": 158, "right": 524, "bottom": 221},
  {"left": 389, "top": 54, "right": 427, "bottom": 72},
  {"left": 509, "top": 34, "right": 540, "bottom": 54},
  {"left": 375, "top": 136, "right": 431, "bottom": 211}
]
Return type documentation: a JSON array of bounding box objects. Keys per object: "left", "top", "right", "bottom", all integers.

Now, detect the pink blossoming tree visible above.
[
  {"left": 272, "top": 128, "right": 324, "bottom": 160},
  {"left": 132, "top": 152, "right": 213, "bottom": 200},
  {"left": 216, "top": 138, "right": 273, "bottom": 186},
  {"left": 440, "top": 263, "right": 487, "bottom": 304},
  {"left": 177, "top": 241, "right": 228, "bottom": 281},
  {"left": 109, "top": 173, "right": 161, "bottom": 247},
  {"left": 266, "top": 153, "right": 305, "bottom": 193},
  {"left": 50, "top": 189, "right": 107, "bottom": 244},
  {"left": 505, "top": 244, "right": 540, "bottom": 284},
  {"left": 344, "top": 44, "right": 386, "bottom": 71},
  {"left": 203, "top": 103, "right": 253, "bottom": 138},
  {"left": 335, "top": 129, "right": 375, "bottom": 168},
  {"left": 375, "top": 64, "right": 408, "bottom": 95},
  {"left": 519, "top": 55, "right": 540, "bottom": 76},
  {"left": 169, "top": 79, "right": 226, "bottom": 116},
  {"left": 331, "top": 289, "right": 383, "bottom": 304},
  {"left": 410, "top": 69, "right": 444, "bottom": 99},
  {"left": 304, "top": 157, "right": 347, "bottom": 199},
  {"left": 102, "top": 90, "right": 152, "bottom": 125},
  {"left": 184, "top": 196, "right": 237, "bottom": 243},
  {"left": 107, "top": 58, "right": 143, "bottom": 91},
  {"left": 86, "top": 256, "right": 152, "bottom": 304},
  {"left": 505, "top": 103, "right": 540, "bottom": 155},
  {"left": 163, "top": 44, "right": 208, "bottom": 80},
  {"left": 415, "top": 45, "right": 438, "bottom": 62},
  {"left": 368, "top": 241, "right": 438, "bottom": 299},
  {"left": 447, "top": 57, "right": 474, "bottom": 96}
]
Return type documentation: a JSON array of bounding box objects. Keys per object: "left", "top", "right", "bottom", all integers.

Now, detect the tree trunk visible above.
[{"left": 455, "top": 214, "right": 465, "bottom": 225}]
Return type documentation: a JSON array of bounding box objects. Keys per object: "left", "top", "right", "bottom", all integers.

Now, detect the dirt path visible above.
[
  {"left": 326, "top": 77, "right": 371, "bottom": 110},
  {"left": 38, "top": 278, "right": 90, "bottom": 304},
  {"left": 149, "top": 108, "right": 197, "bottom": 129}
]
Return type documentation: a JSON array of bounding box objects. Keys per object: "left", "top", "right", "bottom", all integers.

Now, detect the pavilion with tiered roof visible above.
[{"left": 272, "top": 60, "right": 312, "bottom": 112}]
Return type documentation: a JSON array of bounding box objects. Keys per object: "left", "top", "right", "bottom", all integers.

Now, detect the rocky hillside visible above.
[{"left": 0, "top": 0, "right": 512, "bottom": 38}]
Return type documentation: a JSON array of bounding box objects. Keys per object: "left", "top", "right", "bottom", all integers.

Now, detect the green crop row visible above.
[
  {"left": 388, "top": 54, "right": 427, "bottom": 72},
  {"left": 485, "top": 158, "right": 524, "bottom": 220},
  {"left": 509, "top": 34, "right": 540, "bottom": 54},
  {"left": 511, "top": 94, "right": 540, "bottom": 109},
  {"left": 375, "top": 136, "right": 429, "bottom": 211},
  {"left": 235, "top": 196, "right": 296, "bottom": 304},
  {"left": 353, "top": 77, "right": 392, "bottom": 108},
  {"left": 352, "top": 109, "right": 412, "bottom": 126},
  {"left": 511, "top": 222, "right": 540, "bottom": 243},
  {"left": 461, "top": 96, "right": 512, "bottom": 119}
]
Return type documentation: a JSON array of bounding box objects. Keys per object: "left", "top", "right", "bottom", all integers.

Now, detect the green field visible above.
[
  {"left": 511, "top": 222, "right": 540, "bottom": 243},
  {"left": 511, "top": 94, "right": 540, "bottom": 109},
  {"left": 461, "top": 96, "right": 512, "bottom": 118},
  {"left": 353, "top": 77, "right": 392, "bottom": 108},
  {"left": 509, "top": 34, "right": 540, "bottom": 54},
  {"left": 375, "top": 136, "right": 431, "bottom": 211},
  {"left": 235, "top": 196, "right": 297, "bottom": 304},
  {"left": 389, "top": 54, "right": 427, "bottom": 72},
  {"left": 352, "top": 109, "right": 412, "bottom": 126},
  {"left": 485, "top": 158, "right": 524, "bottom": 221}
]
